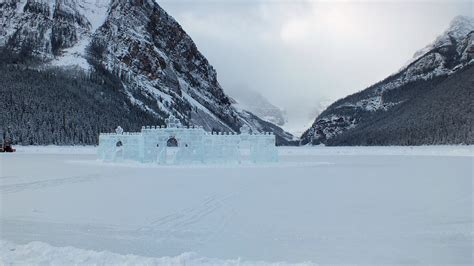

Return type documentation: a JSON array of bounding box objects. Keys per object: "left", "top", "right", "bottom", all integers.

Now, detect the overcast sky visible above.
[{"left": 159, "top": 0, "right": 473, "bottom": 133}]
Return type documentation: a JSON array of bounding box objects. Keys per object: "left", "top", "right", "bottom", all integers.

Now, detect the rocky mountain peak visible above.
[
  {"left": 411, "top": 15, "right": 473, "bottom": 64},
  {"left": 445, "top": 15, "right": 474, "bottom": 39},
  {"left": 0, "top": 0, "right": 294, "bottom": 145}
]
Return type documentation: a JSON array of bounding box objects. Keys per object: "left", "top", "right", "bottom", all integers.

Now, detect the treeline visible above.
[{"left": 0, "top": 62, "right": 163, "bottom": 145}]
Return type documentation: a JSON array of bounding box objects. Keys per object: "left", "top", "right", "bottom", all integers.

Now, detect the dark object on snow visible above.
[{"left": 0, "top": 139, "right": 16, "bottom": 153}]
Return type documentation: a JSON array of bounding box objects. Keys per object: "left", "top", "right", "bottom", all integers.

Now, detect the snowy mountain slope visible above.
[
  {"left": 301, "top": 16, "right": 474, "bottom": 146},
  {"left": 0, "top": 0, "right": 96, "bottom": 58},
  {"left": 405, "top": 15, "right": 474, "bottom": 68},
  {"left": 0, "top": 0, "right": 293, "bottom": 145},
  {"left": 230, "top": 87, "right": 287, "bottom": 126}
]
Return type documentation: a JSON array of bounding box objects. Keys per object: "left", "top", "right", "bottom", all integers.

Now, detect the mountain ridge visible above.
[
  {"left": 0, "top": 0, "right": 294, "bottom": 145},
  {"left": 301, "top": 16, "right": 474, "bottom": 146}
]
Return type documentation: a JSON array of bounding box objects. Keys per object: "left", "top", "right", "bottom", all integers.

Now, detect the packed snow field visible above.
[{"left": 0, "top": 146, "right": 472, "bottom": 265}]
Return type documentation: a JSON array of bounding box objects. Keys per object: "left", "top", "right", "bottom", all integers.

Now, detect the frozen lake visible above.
[{"left": 0, "top": 146, "right": 473, "bottom": 265}]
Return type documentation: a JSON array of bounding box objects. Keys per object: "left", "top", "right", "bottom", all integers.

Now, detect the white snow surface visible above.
[
  {"left": 0, "top": 146, "right": 473, "bottom": 265},
  {"left": 51, "top": 37, "right": 92, "bottom": 70},
  {"left": 76, "top": 0, "right": 110, "bottom": 32},
  {"left": 0, "top": 240, "right": 303, "bottom": 266}
]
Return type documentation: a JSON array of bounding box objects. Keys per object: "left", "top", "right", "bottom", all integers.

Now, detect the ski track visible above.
[
  {"left": 138, "top": 189, "right": 245, "bottom": 238},
  {"left": 0, "top": 174, "right": 100, "bottom": 194}
]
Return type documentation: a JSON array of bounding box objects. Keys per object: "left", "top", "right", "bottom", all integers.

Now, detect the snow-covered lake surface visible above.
[{"left": 1, "top": 146, "right": 473, "bottom": 265}]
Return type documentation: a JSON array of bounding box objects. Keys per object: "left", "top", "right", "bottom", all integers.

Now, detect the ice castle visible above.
[{"left": 98, "top": 114, "right": 278, "bottom": 164}]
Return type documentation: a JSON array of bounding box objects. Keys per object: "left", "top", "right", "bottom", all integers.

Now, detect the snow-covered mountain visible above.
[
  {"left": 229, "top": 87, "right": 287, "bottom": 126},
  {"left": 301, "top": 16, "right": 474, "bottom": 146},
  {"left": 0, "top": 0, "right": 293, "bottom": 145}
]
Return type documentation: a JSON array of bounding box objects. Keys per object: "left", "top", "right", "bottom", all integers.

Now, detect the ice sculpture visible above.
[{"left": 98, "top": 114, "right": 278, "bottom": 164}]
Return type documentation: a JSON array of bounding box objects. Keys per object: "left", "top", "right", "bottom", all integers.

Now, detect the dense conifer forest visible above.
[{"left": 0, "top": 52, "right": 163, "bottom": 145}]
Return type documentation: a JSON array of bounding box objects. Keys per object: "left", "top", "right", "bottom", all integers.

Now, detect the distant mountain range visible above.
[
  {"left": 229, "top": 87, "right": 287, "bottom": 126},
  {"left": 301, "top": 16, "right": 474, "bottom": 146},
  {"left": 0, "top": 0, "right": 293, "bottom": 145}
]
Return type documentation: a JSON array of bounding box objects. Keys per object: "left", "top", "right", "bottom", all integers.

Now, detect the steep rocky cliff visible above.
[{"left": 0, "top": 0, "right": 293, "bottom": 145}]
